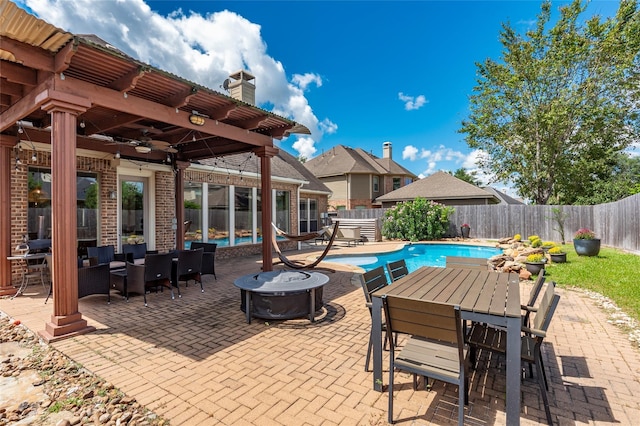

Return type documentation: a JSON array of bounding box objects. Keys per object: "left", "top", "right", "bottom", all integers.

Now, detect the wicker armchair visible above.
[{"left": 189, "top": 242, "right": 217, "bottom": 279}]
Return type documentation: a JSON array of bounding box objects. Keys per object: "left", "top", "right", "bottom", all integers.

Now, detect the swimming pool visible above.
[{"left": 324, "top": 243, "right": 502, "bottom": 273}]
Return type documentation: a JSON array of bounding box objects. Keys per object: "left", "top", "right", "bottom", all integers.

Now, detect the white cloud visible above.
[
  {"left": 21, "top": 0, "right": 330, "bottom": 158},
  {"left": 398, "top": 92, "right": 427, "bottom": 111},
  {"left": 402, "top": 145, "right": 419, "bottom": 161},
  {"left": 292, "top": 137, "right": 316, "bottom": 159},
  {"left": 292, "top": 73, "right": 323, "bottom": 91},
  {"left": 319, "top": 119, "right": 338, "bottom": 135}
]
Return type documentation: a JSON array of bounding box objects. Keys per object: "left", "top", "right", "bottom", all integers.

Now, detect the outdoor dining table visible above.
[{"left": 370, "top": 266, "right": 522, "bottom": 425}]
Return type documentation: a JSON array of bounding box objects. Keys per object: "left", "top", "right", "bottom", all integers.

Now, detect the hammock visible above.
[
  {"left": 272, "top": 224, "right": 331, "bottom": 242},
  {"left": 271, "top": 221, "right": 339, "bottom": 270}
]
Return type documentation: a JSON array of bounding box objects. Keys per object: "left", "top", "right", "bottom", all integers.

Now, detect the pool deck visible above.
[{"left": 1, "top": 239, "right": 639, "bottom": 425}]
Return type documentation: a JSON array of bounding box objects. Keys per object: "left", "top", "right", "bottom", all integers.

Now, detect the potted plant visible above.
[
  {"left": 524, "top": 253, "right": 546, "bottom": 275},
  {"left": 573, "top": 228, "right": 600, "bottom": 256},
  {"left": 541, "top": 241, "right": 556, "bottom": 252},
  {"left": 548, "top": 246, "right": 567, "bottom": 263},
  {"left": 460, "top": 223, "right": 470, "bottom": 239}
]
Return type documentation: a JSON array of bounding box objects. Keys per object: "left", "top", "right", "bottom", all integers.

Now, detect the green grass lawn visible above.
[{"left": 543, "top": 245, "right": 640, "bottom": 322}]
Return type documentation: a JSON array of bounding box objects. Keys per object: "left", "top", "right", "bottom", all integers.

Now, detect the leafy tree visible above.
[
  {"left": 84, "top": 182, "right": 98, "bottom": 209},
  {"left": 382, "top": 197, "right": 454, "bottom": 241},
  {"left": 574, "top": 154, "right": 640, "bottom": 204},
  {"left": 121, "top": 182, "right": 143, "bottom": 210},
  {"left": 184, "top": 200, "right": 201, "bottom": 209},
  {"left": 460, "top": 0, "right": 640, "bottom": 204},
  {"left": 450, "top": 168, "right": 481, "bottom": 186}
]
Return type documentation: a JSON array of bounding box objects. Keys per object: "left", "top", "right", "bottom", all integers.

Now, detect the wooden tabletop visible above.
[{"left": 371, "top": 266, "right": 521, "bottom": 318}]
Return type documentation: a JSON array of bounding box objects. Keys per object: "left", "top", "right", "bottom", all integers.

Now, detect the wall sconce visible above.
[
  {"left": 189, "top": 114, "right": 206, "bottom": 126},
  {"left": 115, "top": 150, "right": 120, "bottom": 159},
  {"left": 109, "top": 190, "right": 117, "bottom": 199}
]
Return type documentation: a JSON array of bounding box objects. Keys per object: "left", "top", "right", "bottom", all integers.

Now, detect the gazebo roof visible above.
[{"left": 0, "top": 0, "right": 309, "bottom": 162}]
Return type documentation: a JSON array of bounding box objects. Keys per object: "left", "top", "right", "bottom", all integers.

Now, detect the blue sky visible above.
[{"left": 17, "top": 0, "right": 625, "bottom": 195}]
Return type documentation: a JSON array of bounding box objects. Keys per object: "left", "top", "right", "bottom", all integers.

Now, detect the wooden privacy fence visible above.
[{"left": 336, "top": 193, "right": 640, "bottom": 253}]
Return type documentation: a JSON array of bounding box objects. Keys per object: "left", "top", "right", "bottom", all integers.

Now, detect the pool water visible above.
[{"left": 324, "top": 243, "right": 502, "bottom": 273}]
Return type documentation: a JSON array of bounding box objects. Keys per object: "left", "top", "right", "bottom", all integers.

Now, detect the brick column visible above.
[
  {"left": 0, "top": 138, "right": 13, "bottom": 295},
  {"left": 38, "top": 91, "right": 94, "bottom": 342},
  {"left": 255, "top": 146, "right": 279, "bottom": 271}
]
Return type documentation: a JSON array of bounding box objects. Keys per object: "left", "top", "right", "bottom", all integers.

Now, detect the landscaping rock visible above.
[{"left": 0, "top": 312, "right": 167, "bottom": 426}]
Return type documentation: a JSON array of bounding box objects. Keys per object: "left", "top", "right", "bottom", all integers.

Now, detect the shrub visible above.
[
  {"left": 513, "top": 234, "right": 522, "bottom": 241},
  {"left": 549, "top": 246, "right": 564, "bottom": 254},
  {"left": 574, "top": 228, "right": 596, "bottom": 239},
  {"left": 382, "top": 197, "right": 454, "bottom": 242},
  {"left": 531, "top": 238, "right": 542, "bottom": 248},
  {"left": 526, "top": 253, "right": 545, "bottom": 263},
  {"left": 541, "top": 241, "right": 556, "bottom": 248},
  {"left": 528, "top": 235, "right": 540, "bottom": 242}
]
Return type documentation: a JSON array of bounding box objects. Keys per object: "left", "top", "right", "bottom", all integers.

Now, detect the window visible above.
[
  {"left": 207, "top": 185, "right": 228, "bottom": 244},
  {"left": 275, "top": 190, "right": 290, "bottom": 233},
  {"left": 393, "top": 177, "right": 401, "bottom": 190},
  {"left": 373, "top": 176, "right": 379, "bottom": 193},
  {"left": 28, "top": 167, "right": 98, "bottom": 255},
  {"left": 235, "top": 186, "right": 253, "bottom": 244},
  {"left": 184, "top": 182, "right": 203, "bottom": 241}
]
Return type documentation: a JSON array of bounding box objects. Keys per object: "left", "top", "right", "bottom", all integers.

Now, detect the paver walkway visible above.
[{"left": 1, "top": 241, "right": 639, "bottom": 425}]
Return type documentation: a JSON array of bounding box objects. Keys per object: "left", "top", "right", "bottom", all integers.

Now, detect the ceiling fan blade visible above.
[{"left": 149, "top": 139, "right": 170, "bottom": 149}]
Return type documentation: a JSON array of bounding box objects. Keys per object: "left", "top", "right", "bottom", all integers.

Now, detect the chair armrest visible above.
[
  {"left": 521, "top": 305, "right": 538, "bottom": 312},
  {"left": 521, "top": 325, "right": 546, "bottom": 338},
  {"left": 114, "top": 253, "right": 126, "bottom": 262}
]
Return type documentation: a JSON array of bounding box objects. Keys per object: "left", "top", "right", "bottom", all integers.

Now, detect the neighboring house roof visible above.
[
  {"left": 198, "top": 149, "right": 331, "bottom": 194},
  {"left": 483, "top": 187, "right": 524, "bottom": 205},
  {"left": 375, "top": 171, "right": 499, "bottom": 203},
  {"left": 303, "top": 145, "right": 417, "bottom": 178}
]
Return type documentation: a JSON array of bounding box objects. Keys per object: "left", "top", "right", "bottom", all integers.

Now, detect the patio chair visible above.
[
  {"left": 122, "top": 243, "right": 155, "bottom": 265},
  {"left": 125, "top": 252, "right": 177, "bottom": 306},
  {"left": 13, "top": 243, "right": 47, "bottom": 295},
  {"left": 467, "top": 281, "right": 560, "bottom": 425},
  {"left": 359, "top": 266, "right": 396, "bottom": 372},
  {"left": 45, "top": 256, "right": 110, "bottom": 304},
  {"left": 87, "top": 245, "right": 126, "bottom": 270},
  {"left": 189, "top": 242, "right": 217, "bottom": 279},
  {"left": 174, "top": 248, "right": 204, "bottom": 292},
  {"left": 386, "top": 259, "right": 408, "bottom": 282},
  {"left": 382, "top": 295, "right": 469, "bottom": 425}
]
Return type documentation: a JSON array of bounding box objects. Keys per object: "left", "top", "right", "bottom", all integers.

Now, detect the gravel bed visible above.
[{"left": 0, "top": 313, "right": 168, "bottom": 425}]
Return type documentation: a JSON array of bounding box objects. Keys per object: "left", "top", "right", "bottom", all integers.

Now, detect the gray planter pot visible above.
[
  {"left": 525, "top": 262, "right": 545, "bottom": 275},
  {"left": 573, "top": 238, "right": 601, "bottom": 257},
  {"left": 550, "top": 253, "right": 567, "bottom": 263},
  {"left": 461, "top": 226, "right": 470, "bottom": 239}
]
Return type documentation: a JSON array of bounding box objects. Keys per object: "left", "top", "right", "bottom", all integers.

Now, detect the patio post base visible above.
[{"left": 38, "top": 313, "right": 95, "bottom": 343}]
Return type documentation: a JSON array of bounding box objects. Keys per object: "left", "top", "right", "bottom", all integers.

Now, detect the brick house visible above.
[
  {"left": 303, "top": 142, "right": 417, "bottom": 210},
  {"left": 0, "top": 3, "right": 312, "bottom": 340}
]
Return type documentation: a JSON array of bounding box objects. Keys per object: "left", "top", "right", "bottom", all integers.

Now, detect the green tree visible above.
[
  {"left": 574, "top": 154, "right": 640, "bottom": 204},
  {"left": 460, "top": 0, "right": 640, "bottom": 204},
  {"left": 450, "top": 168, "right": 481, "bottom": 186},
  {"left": 84, "top": 182, "right": 98, "bottom": 209}
]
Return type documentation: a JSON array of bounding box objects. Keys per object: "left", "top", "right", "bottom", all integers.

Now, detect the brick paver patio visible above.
[{"left": 1, "top": 241, "right": 639, "bottom": 425}]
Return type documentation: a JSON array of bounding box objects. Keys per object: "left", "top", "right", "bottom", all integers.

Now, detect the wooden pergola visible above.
[{"left": 0, "top": 0, "right": 309, "bottom": 341}]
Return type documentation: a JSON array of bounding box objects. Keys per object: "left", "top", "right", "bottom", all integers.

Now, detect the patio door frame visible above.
[{"left": 117, "top": 166, "right": 156, "bottom": 250}]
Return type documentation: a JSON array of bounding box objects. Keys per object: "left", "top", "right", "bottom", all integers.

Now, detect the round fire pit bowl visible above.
[{"left": 233, "top": 270, "right": 329, "bottom": 324}]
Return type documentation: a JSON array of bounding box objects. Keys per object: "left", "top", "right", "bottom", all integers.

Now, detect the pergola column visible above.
[
  {"left": 38, "top": 91, "right": 94, "bottom": 343},
  {"left": 0, "top": 137, "right": 13, "bottom": 295},
  {"left": 174, "top": 161, "right": 189, "bottom": 250},
  {"left": 255, "top": 146, "right": 279, "bottom": 272}
]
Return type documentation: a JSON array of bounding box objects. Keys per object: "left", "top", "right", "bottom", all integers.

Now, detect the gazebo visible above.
[{"left": 0, "top": 0, "right": 309, "bottom": 341}]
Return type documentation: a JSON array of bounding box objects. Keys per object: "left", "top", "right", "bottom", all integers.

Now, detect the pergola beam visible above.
[{"left": 55, "top": 76, "right": 273, "bottom": 148}]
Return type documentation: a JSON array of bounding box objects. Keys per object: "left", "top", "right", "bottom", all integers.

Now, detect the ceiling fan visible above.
[{"left": 132, "top": 136, "right": 178, "bottom": 154}]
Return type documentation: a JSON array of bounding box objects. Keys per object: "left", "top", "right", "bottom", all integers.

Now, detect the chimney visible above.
[
  {"left": 227, "top": 70, "right": 256, "bottom": 104},
  {"left": 383, "top": 141, "right": 392, "bottom": 159}
]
